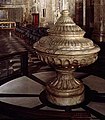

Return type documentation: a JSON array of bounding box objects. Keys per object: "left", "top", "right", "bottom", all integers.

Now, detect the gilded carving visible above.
[{"left": 34, "top": 10, "right": 100, "bottom": 106}]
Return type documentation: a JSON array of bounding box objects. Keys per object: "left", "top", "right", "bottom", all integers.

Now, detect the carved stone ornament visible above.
[{"left": 33, "top": 10, "right": 100, "bottom": 106}]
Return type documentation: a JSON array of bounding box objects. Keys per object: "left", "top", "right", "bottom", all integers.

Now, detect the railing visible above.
[{"left": 0, "top": 21, "right": 16, "bottom": 29}]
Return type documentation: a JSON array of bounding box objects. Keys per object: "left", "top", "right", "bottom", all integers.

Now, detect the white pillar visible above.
[
  {"left": 62, "top": 0, "right": 65, "bottom": 10},
  {"left": 83, "top": 0, "right": 86, "bottom": 27}
]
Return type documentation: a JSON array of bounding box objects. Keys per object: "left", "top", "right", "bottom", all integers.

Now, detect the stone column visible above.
[
  {"left": 75, "top": 0, "right": 83, "bottom": 27},
  {"left": 83, "top": 0, "right": 94, "bottom": 38},
  {"left": 92, "top": 0, "right": 105, "bottom": 42},
  {"left": 85, "top": 0, "right": 94, "bottom": 30}
]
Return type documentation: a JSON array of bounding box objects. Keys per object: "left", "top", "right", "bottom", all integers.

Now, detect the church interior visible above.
[{"left": 0, "top": 0, "right": 105, "bottom": 119}]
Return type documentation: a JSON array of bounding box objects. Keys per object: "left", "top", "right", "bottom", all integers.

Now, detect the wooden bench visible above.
[{"left": 0, "top": 31, "right": 28, "bottom": 82}]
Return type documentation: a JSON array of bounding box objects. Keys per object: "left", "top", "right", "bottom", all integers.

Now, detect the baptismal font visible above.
[{"left": 34, "top": 10, "right": 100, "bottom": 106}]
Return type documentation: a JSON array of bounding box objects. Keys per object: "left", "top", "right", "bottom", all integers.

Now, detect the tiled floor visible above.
[{"left": 0, "top": 69, "right": 105, "bottom": 119}]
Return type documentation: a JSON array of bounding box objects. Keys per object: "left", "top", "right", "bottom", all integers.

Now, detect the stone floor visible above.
[{"left": 0, "top": 65, "right": 105, "bottom": 119}]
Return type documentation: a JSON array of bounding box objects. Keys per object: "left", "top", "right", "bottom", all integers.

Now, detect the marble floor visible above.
[{"left": 0, "top": 64, "right": 105, "bottom": 119}]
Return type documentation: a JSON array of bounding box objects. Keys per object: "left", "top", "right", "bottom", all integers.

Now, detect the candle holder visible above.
[
  {"left": 40, "top": 9, "right": 48, "bottom": 27},
  {"left": 34, "top": 10, "right": 100, "bottom": 106},
  {"left": 31, "top": 0, "right": 40, "bottom": 27},
  {"left": 32, "top": 13, "right": 39, "bottom": 27}
]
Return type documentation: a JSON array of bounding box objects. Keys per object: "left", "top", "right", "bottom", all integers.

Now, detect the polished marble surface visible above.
[{"left": 0, "top": 70, "right": 105, "bottom": 119}]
